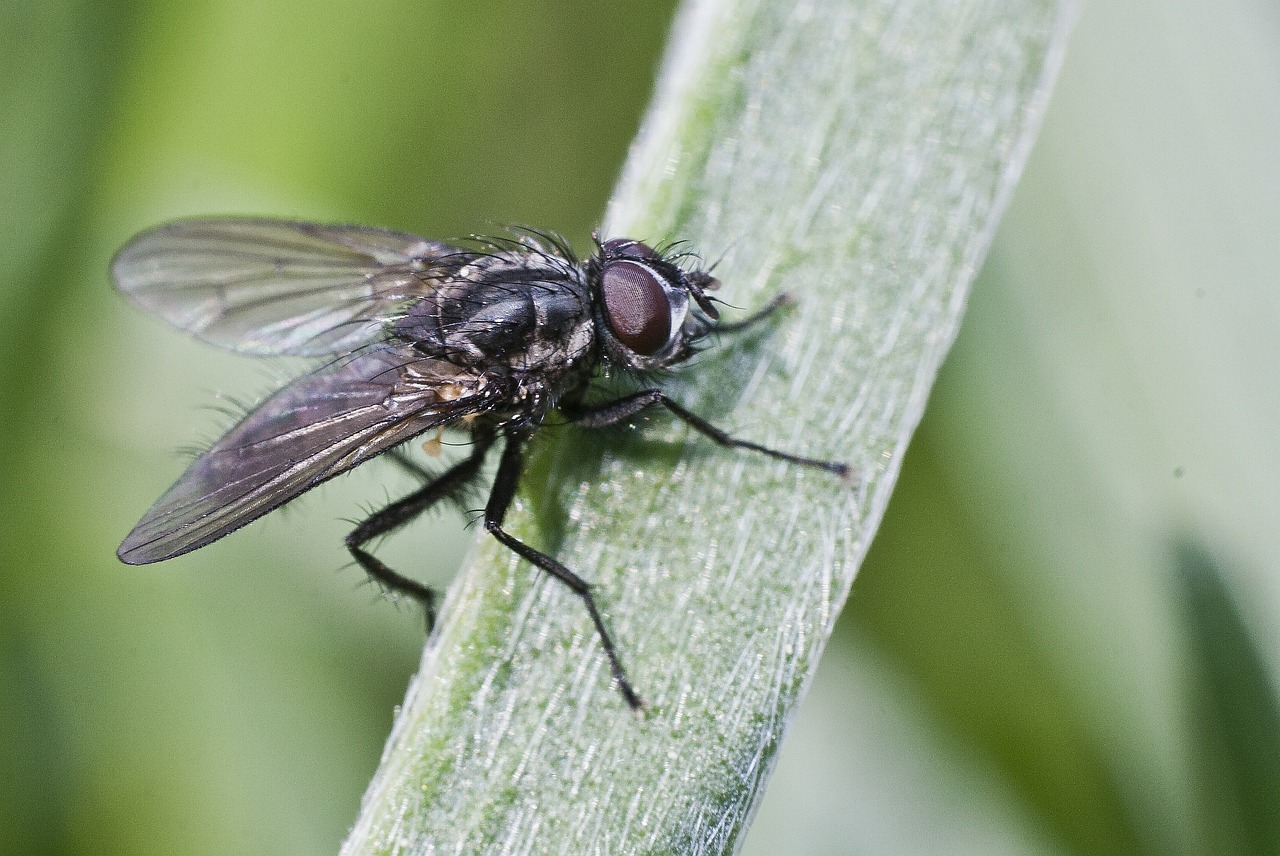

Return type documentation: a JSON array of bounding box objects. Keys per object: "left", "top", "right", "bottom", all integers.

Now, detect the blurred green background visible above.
[{"left": 3, "top": 1, "right": 1278, "bottom": 854}]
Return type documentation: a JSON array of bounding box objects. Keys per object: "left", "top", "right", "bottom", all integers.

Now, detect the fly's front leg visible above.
[
  {"left": 484, "top": 434, "right": 645, "bottom": 711},
  {"left": 346, "top": 433, "right": 494, "bottom": 630},
  {"left": 568, "top": 391, "right": 850, "bottom": 478},
  {"left": 712, "top": 292, "right": 793, "bottom": 334}
]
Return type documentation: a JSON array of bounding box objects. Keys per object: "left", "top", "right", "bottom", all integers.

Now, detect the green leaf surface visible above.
[{"left": 330, "top": 0, "right": 1074, "bottom": 851}]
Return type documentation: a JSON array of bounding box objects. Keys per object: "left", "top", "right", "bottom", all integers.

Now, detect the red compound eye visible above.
[
  {"left": 600, "top": 260, "right": 671, "bottom": 356},
  {"left": 601, "top": 238, "right": 660, "bottom": 260}
]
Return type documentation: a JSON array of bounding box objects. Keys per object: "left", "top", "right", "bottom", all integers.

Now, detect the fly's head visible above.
[{"left": 588, "top": 237, "right": 720, "bottom": 373}]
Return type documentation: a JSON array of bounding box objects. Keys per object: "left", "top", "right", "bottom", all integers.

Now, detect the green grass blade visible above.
[{"left": 343, "top": 0, "right": 1074, "bottom": 852}]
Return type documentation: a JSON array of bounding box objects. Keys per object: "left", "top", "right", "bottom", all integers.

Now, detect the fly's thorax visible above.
[{"left": 392, "top": 250, "right": 595, "bottom": 377}]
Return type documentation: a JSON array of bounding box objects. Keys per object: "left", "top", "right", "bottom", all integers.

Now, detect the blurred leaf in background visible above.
[{"left": 1, "top": 0, "right": 1278, "bottom": 855}]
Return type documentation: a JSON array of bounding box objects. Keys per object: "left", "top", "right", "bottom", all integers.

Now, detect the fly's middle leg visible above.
[{"left": 483, "top": 434, "right": 645, "bottom": 711}]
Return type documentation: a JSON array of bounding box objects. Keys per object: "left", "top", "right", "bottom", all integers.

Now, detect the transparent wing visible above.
[
  {"left": 112, "top": 217, "right": 466, "bottom": 356},
  {"left": 118, "top": 343, "right": 496, "bottom": 564}
]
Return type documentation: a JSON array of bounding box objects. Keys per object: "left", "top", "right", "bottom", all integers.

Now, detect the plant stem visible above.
[{"left": 342, "top": 0, "right": 1074, "bottom": 852}]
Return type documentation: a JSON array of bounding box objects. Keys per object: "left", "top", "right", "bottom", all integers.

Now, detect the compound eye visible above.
[
  {"left": 602, "top": 238, "right": 660, "bottom": 260},
  {"left": 600, "top": 260, "right": 672, "bottom": 356}
]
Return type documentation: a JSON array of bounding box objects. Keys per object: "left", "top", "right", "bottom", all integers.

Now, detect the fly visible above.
[{"left": 112, "top": 217, "right": 849, "bottom": 710}]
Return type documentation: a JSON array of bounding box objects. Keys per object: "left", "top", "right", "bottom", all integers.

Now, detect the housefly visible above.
[{"left": 112, "top": 217, "right": 848, "bottom": 709}]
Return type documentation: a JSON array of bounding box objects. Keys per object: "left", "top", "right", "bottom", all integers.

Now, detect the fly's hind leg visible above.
[
  {"left": 384, "top": 446, "right": 436, "bottom": 481},
  {"left": 346, "top": 433, "right": 494, "bottom": 630}
]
